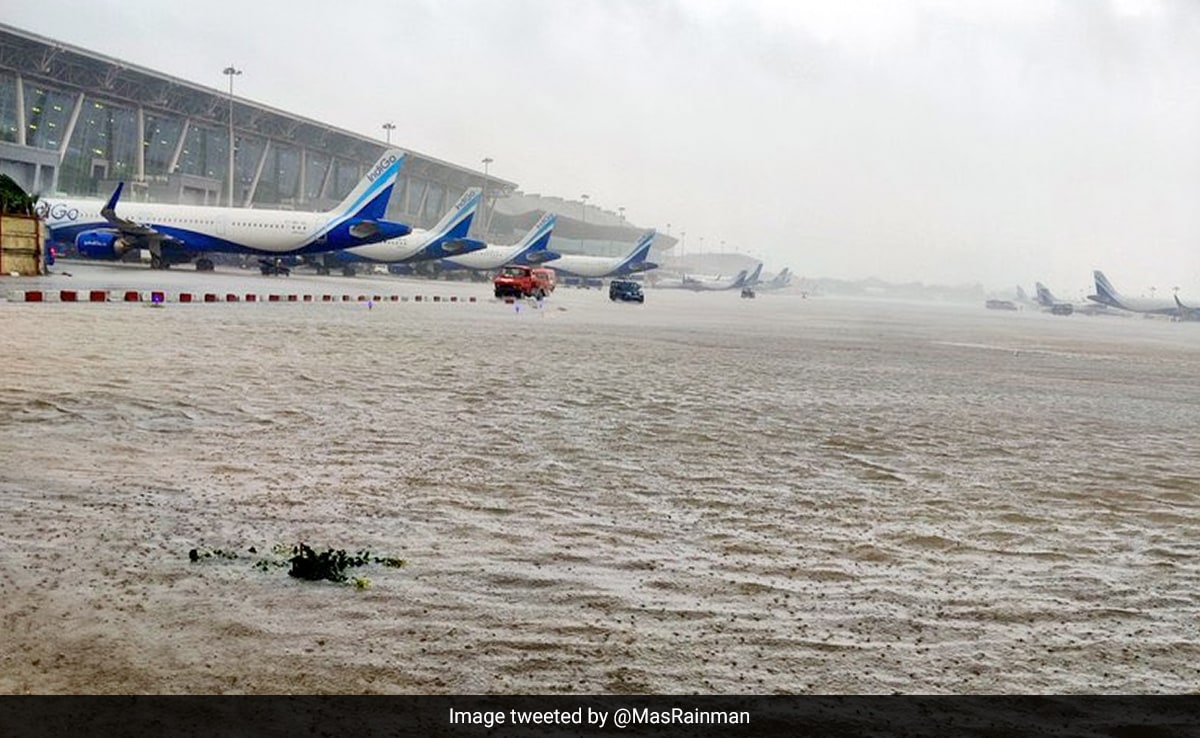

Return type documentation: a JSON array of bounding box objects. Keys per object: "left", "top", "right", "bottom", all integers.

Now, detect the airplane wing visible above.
[
  {"left": 100, "top": 182, "right": 174, "bottom": 246},
  {"left": 98, "top": 182, "right": 190, "bottom": 268}
]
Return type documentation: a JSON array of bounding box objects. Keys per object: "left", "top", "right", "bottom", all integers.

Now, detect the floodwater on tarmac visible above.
[{"left": 1, "top": 263, "right": 1199, "bottom": 694}]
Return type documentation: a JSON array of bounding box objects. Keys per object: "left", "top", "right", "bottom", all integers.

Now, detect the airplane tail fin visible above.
[
  {"left": 510, "top": 212, "right": 559, "bottom": 265},
  {"left": 731, "top": 269, "right": 750, "bottom": 288},
  {"left": 616, "top": 230, "right": 656, "bottom": 272},
  {"left": 1091, "top": 270, "right": 1122, "bottom": 307},
  {"left": 516, "top": 212, "right": 557, "bottom": 253},
  {"left": 745, "top": 262, "right": 763, "bottom": 287},
  {"left": 427, "top": 187, "right": 483, "bottom": 242},
  {"left": 328, "top": 148, "right": 406, "bottom": 222},
  {"left": 1034, "top": 282, "right": 1057, "bottom": 307}
]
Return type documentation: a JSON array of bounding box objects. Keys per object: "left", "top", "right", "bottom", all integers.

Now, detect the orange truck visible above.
[{"left": 493, "top": 265, "right": 556, "bottom": 299}]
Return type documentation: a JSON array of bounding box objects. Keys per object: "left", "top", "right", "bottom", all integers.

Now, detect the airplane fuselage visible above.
[
  {"left": 440, "top": 212, "right": 559, "bottom": 271},
  {"left": 41, "top": 198, "right": 353, "bottom": 255},
  {"left": 552, "top": 231, "right": 656, "bottom": 279},
  {"left": 551, "top": 255, "right": 648, "bottom": 279},
  {"left": 341, "top": 229, "right": 437, "bottom": 263},
  {"left": 39, "top": 148, "right": 408, "bottom": 267},
  {"left": 441, "top": 244, "right": 525, "bottom": 271},
  {"left": 1088, "top": 293, "right": 1181, "bottom": 315},
  {"left": 653, "top": 272, "right": 746, "bottom": 291}
]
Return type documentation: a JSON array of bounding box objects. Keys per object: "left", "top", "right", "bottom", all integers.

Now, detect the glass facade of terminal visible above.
[
  {"left": 2, "top": 34, "right": 647, "bottom": 252},
  {"left": 1, "top": 69, "right": 455, "bottom": 224}
]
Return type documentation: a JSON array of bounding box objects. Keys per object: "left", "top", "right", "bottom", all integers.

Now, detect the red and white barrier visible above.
[{"left": 6, "top": 288, "right": 481, "bottom": 305}]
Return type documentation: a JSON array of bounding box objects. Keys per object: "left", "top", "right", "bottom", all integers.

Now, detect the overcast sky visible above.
[{"left": 8, "top": 0, "right": 1199, "bottom": 293}]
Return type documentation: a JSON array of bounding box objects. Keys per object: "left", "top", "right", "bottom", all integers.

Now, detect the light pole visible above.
[
  {"left": 382, "top": 122, "right": 396, "bottom": 144},
  {"left": 223, "top": 65, "right": 241, "bottom": 207},
  {"left": 580, "top": 194, "right": 589, "bottom": 225},
  {"left": 481, "top": 157, "right": 493, "bottom": 234}
]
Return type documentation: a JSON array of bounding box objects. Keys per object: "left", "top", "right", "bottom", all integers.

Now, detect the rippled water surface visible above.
[{"left": 2, "top": 265, "right": 1199, "bottom": 694}]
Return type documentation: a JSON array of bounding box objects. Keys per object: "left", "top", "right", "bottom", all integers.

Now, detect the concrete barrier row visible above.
[{"left": 6, "top": 289, "right": 478, "bottom": 305}]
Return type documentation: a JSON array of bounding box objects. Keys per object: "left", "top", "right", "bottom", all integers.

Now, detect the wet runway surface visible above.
[{"left": 2, "top": 262, "right": 1198, "bottom": 693}]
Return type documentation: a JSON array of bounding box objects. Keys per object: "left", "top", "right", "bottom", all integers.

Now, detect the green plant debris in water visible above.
[
  {"left": 288, "top": 544, "right": 371, "bottom": 583},
  {"left": 188, "top": 548, "right": 241, "bottom": 562},
  {"left": 188, "top": 543, "right": 406, "bottom": 587}
]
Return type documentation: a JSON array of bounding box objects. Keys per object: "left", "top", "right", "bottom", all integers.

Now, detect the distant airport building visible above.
[{"left": 0, "top": 22, "right": 671, "bottom": 258}]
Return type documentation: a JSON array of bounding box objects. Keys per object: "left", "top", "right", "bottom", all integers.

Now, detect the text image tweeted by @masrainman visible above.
[
  {"left": 438, "top": 696, "right": 1200, "bottom": 736},
  {"left": 450, "top": 705, "right": 750, "bottom": 729},
  {"left": 2, "top": 696, "right": 1199, "bottom": 736}
]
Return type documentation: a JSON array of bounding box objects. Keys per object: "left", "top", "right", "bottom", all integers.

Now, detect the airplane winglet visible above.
[{"left": 102, "top": 182, "right": 125, "bottom": 217}]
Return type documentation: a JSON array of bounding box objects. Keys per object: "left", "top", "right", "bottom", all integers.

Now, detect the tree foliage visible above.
[{"left": 0, "top": 174, "right": 38, "bottom": 216}]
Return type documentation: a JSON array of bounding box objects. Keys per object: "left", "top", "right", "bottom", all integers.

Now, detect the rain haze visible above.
[{"left": 8, "top": 0, "right": 1198, "bottom": 296}]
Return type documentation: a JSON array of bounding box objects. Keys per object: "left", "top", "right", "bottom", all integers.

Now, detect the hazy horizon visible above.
[{"left": 5, "top": 0, "right": 1197, "bottom": 294}]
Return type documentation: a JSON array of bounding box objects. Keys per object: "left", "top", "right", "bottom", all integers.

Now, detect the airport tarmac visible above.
[{"left": 2, "top": 260, "right": 1199, "bottom": 694}]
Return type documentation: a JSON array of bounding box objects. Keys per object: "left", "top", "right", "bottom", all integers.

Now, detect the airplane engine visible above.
[{"left": 75, "top": 230, "right": 135, "bottom": 260}]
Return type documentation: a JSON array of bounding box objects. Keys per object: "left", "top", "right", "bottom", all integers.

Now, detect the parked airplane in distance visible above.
[
  {"left": 654, "top": 265, "right": 752, "bottom": 291},
  {"left": 1034, "top": 281, "right": 1112, "bottom": 316},
  {"left": 1088, "top": 270, "right": 1195, "bottom": 319},
  {"left": 761, "top": 267, "right": 793, "bottom": 290},
  {"left": 436, "top": 211, "right": 560, "bottom": 272},
  {"left": 550, "top": 230, "right": 658, "bottom": 280},
  {"left": 1174, "top": 295, "right": 1200, "bottom": 322},
  {"left": 308, "top": 187, "right": 487, "bottom": 275},
  {"left": 40, "top": 149, "right": 411, "bottom": 270},
  {"left": 739, "top": 262, "right": 764, "bottom": 289}
]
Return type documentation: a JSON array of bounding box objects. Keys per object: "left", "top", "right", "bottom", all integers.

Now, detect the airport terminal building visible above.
[{"left": 0, "top": 22, "right": 670, "bottom": 257}]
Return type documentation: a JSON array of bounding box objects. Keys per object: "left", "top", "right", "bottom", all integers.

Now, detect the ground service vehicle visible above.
[
  {"left": 259, "top": 257, "right": 291, "bottom": 276},
  {"left": 494, "top": 265, "right": 556, "bottom": 299},
  {"left": 609, "top": 279, "right": 645, "bottom": 303}
]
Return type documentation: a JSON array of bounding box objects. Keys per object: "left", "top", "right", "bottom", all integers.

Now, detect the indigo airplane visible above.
[
  {"left": 309, "top": 187, "right": 488, "bottom": 276},
  {"left": 1034, "top": 281, "right": 1111, "bottom": 316},
  {"left": 39, "top": 149, "right": 411, "bottom": 271},
  {"left": 738, "top": 262, "right": 764, "bottom": 290},
  {"left": 653, "top": 267, "right": 750, "bottom": 291},
  {"left": 550, "top": 230, "right": 658, "bottom": 280},
  {"left": 760, "top": 267, "right": 793, "bottom": 290},
  {"left": 436, "top": 211, "right": 560, "bottom": 272},
  {"left": 1088, "top": 270, "right": 1195, "bottom": 319}
]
